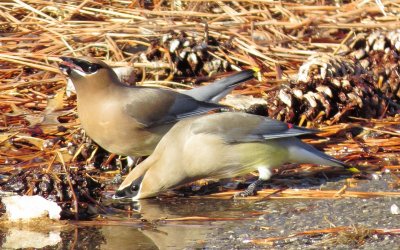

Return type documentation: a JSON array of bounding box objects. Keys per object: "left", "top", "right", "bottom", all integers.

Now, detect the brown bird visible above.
[
  {"left": 59, "top": 57, "right": 254, "bottom": 156},
  {"left": 115, "top": 112, "right": 348, "bottom": 200}
]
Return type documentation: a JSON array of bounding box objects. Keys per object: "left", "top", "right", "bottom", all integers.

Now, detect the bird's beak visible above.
[
  {"left": 113, "top": 188, "right": 130, "bottom": 199},
  {"left": 58, "top": 57, "right": 84, "bottom": 76},
  {"left": 114, "top": 175, "right": 144, "bottom": 200},
  {"left": 113, "top": 187, "right": 141, "bottom": 201}
]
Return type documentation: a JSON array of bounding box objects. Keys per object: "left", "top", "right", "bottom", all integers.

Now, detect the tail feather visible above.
[
  {"left": 286, "top": 138, "right": 346, "bottom": 168},
  {"left": 211, "top": 69, "right": 255, "bottom": 89},
  {"left": 185, "top": 70, "right": 255, "bottom": 102}
]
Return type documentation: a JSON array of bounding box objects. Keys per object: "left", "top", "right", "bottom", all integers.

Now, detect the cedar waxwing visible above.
[
  {"left": 115, "top": 112, "right": 347, "bottom": 200},
  {"left": 59, "top": 57, "right": 254, "bottom": 156},
  {"left": 103, "top": 199, "right": 212, "bottom": 249}
]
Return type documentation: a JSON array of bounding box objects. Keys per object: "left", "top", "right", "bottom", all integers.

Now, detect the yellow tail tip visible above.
[{"left": 347, "top": 167, "right": 361, "bottom": 173}]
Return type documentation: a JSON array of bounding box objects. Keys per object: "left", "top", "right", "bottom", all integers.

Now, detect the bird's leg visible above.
[
  {"left": 234, "top": 179, "right": 264, "bottom": 197},
  {"left": 234, "top": 166, "right": 271, "bottom": 198}
]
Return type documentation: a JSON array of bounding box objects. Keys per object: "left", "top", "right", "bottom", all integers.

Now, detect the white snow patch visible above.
[
  {"left": 390, "top": 204, "right": 399, "bottom": 215},
  {"left": 2, "top": 195, "right": 61, "bottom": 221}
]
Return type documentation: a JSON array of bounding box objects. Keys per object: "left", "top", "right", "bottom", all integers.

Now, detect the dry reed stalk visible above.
[
  {"left": 0, "top": 0, "right": 397, "bottom": 79},
  {"left": 248, "top": 225, "right": 400, "bottom": 246},
  {"left": 201, "top": 189, "right": 400, "bottom": 200}
]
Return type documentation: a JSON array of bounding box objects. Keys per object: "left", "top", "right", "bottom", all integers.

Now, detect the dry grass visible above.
[{"left": 1, "top": 0, "right": 400, "bottom": 81}]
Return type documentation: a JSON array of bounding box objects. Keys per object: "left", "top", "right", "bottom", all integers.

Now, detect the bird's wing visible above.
[
  {"left": 184, "top": 69, "right": 255, "bottom": 102},
  {"left": 190, "top": 112, "right": 319, "bottom": 143},
  {"left": 124, "top": 87, "right": 225, "bottom": 127}
]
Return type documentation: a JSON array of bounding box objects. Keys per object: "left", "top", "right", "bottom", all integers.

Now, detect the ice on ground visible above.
[{"left": 2, "top": 195, "right": 61, "bottom": 221}]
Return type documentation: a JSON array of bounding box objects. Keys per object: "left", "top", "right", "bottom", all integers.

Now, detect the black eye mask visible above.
[
  {"left": 59, "top": 57, "right": 103, "bottom": 74},
  {"left": 114, "top": 175, "right": 144, "bottom": 199},
  {"left": 79, "top": 61, "right": 102, "bottom": 74}
]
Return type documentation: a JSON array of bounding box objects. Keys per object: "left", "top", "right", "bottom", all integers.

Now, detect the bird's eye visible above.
[
  {"left": 131, "top": 184, "right": 139, "bottom": 192},
  {"left": 86, "top": 64, "right": 100, "bottom": 73}
]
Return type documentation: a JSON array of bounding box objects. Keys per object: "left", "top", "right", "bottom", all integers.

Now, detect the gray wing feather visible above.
[
  {"left": 191, "top": 112, "right": 319, "bottom": 143},
  {"left": 124, "top": 87, "right": 225, "bottom": 127},
  {"left": 162, "top": 94, "right": 225, "bottom": 123},
  {"left": 185, "top": 70, "right": 255, "bottom": 102}
]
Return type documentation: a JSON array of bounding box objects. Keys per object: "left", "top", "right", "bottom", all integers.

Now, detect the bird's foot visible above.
[{"left": 234, "top": 179, "right": 264, "bottom": 198}]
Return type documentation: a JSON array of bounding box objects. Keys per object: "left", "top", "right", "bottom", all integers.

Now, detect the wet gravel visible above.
[
  {"left": 201, "top": 174, "right": 400, "bottom": 249},
  {"left": 204, "top": 197, "right": 400, "bottom": 249},
  {"left": 107, "top": 174, "right": 400, "bottom": 249},
  {"left": 1, "top": 175, "right": 399, "bottom": 249}
]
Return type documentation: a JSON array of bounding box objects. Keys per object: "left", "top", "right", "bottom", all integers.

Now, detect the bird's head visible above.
[
  {"left": 114, "top": 175, "right": 145, "bottom": 201},
  {"left": 59, "top": 56, "right": 120, "bottom": 90}
]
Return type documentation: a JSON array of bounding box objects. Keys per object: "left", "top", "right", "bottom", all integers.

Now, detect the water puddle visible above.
[
  {"left": 1, "top": 177, "right": 399, "bottom": 249},
  {"left": 0, "top": 198, "right": 259, "bottom": 249}
]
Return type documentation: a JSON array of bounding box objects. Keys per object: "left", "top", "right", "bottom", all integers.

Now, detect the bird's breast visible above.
[{"left": 76, "top": 97, "right": 163, "bottom": 156}]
